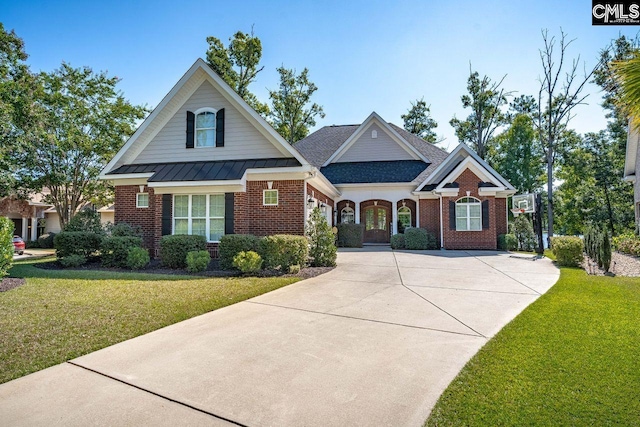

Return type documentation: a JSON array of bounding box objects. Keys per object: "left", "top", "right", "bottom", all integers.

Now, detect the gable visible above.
[
  {"left": 133, "top": 80, "right": 285, "bottom": 164},
  {"left": 333, "top": 122, "right": 418, "bottom": 163}
]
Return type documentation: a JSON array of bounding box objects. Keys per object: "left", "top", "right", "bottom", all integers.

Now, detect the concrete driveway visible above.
[{"left": 0, "top": 248, "right": 559, "bottom": 426}]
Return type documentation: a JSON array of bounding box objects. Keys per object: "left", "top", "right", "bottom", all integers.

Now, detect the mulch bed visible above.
[
  {"left": 582, "top": 251, "right": 640, "bottom": 277},
  {"left": 34, "top": 258, "right": 333, "bottom": 279},
  {"left": 0, "top": 278, "right": 26, "bottom": 292}
]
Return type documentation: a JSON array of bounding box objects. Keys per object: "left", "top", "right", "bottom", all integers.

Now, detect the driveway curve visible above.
[{"left": 0, "top": 248, "right": 559, "bottom": 426}]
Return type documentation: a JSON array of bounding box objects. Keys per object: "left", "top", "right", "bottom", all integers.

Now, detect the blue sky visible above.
[{"left": 2, "top": 0, "right": 639, "bottom": 150}]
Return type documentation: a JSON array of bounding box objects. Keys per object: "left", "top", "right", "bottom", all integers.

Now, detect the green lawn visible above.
[
  {"left": 426, "top": 263, "right": 640, "bottom": 426},
  {"left": 0, "top": 257, "right": 299, "bottom": 384}
]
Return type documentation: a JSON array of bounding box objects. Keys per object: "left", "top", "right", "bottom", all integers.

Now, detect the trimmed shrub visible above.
[
  {"left": 288, "top": 264, "right": 301, "bottom": 274},
  {"left": 101, "top": 236, "right": 143, "bottom": 268},
  {"left": 404, "top": 228, "right": 437, "bottom": 250},
  {"left": 258, "top": 235, "right": 308, "bottom": 270},
  {"left": 0, "top": 217, "right": 13, "bottom": 278},
  {"left": 126, "top": 247, "right": 150, "bottom": 269},
  {"left": 306, "top": 207, "right": 337, "bottom": 267},
  {"left": 159, "top": 234, "right": 207, "bottom": 268},
  {"left": 219, "top": 234, "right": 259, "bottom": 270},
  {"left": 390, "top": 233, "right": 405, "bottom": 249},
  {"left": 551, "top": 236, "right": 583, "bottom": 267},
  {"left": 612, "top": 233, "right": 640, "bottom": 256},
  {"left": 54, "top": 231, "right": 102, "bottom": 258},
  {"left": 336, "top": 223, "right": 364, "bottom": 248},
  {"left": 25, "top": 240, "right": 40, "bottom": 249},
  {"left": 59, "top": 254, "right": 87, "bottom": 268},
  {"left": 233, "top": 250, "right": 263, "bottom": 274},
  {"left": 107, "top": 222, "right": 142, "bottom": 237},
  {"left": 37, "top": 232, "right": 56, "bottom": 249},
  {"left": 513, "top": 215, "right": 536, "bottom": 251},
  {"left": 498, "top": 233, "right": 518, "bottom": 251},
  {"left": 186, "top": 250, "right": 210, "bottom": 273},
  {"left": 64, "top": 208, "right": 105, "bottom": 235}
]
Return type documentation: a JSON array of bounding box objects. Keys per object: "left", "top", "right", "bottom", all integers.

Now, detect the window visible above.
[
  {"left": 398, "top": 206, "right": 411, "bottom": 231},
  {"left": 456, "top": 197, "right": 481, "bottom": 231},
  {"left": 136, "top": 193, "right": 149, "bottom": 208},
  {"left": 195, "top": 110, "right": 216, "bottom": 147},
  {"left": 263, "top": 189, "right": 278, "bottom": 206},
  {"left": 341, "top": 206, "right": 355, "bottom": 224},
  {"left": 173, "top": 194, "right": 225, "bottom": 241}
]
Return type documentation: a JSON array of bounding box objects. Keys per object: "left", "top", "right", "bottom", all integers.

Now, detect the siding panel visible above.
[
  {"left": 336, "top": 123, "right": 415, "bottom": 163},
  {"left": 134, "top": 81, "right": 284, "bottom": 164}
]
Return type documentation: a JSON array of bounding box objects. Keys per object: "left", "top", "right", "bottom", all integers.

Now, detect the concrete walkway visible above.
[{"left": 0, "top": 248, "right": 559, "bottom": 426}]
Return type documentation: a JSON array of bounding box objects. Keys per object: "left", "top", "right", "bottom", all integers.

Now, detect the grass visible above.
[
  {"left": 426, "top": 261, "right": 640, "bottom": 426},
  {"left": 0, "top": 257, "right": 299, "bottom": 384}
]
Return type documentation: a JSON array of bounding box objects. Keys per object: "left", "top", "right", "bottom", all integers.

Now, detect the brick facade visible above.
[
  {"left": 495, "top": 197, "right": 508, "bottom": 237},
  {"left": 307, "top": 183, "right": 335, "bottom": 208},
  {"left": 419, "top": 199, "right": 440, "bottom": 245},
  {"left": 114, "top": 185, "right": 159, "bottom": 252}
]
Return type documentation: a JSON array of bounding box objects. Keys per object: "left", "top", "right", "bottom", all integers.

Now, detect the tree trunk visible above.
[{"left": 546, "top": 144, "right": 553, "bottom": 247}]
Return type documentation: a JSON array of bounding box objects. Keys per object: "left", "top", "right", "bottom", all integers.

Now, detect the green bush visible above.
[
  {"left": 126, "top": 247, "right": 150, "bottom": 269},
  {"left": 37, "top": 232, "right": 56, "bottom": 249},
  {"left": 390, "top": 233, "right": 405, "bottom": 249},
  {"left": 336, "top": 223, "right": 364, "bottom": 248},
  {"left": 288, "top": 264, "right": 301, "bottom": 274},
  {"left": 159, "top": 234, "right": 207, "bottom": 268},
  {"left": 64, "top": 208, "right": 105, "bottom": 235},
  {"left": 54, "top": 231, "right": 102, "bottom": 259},
  {"left": 306, "top": 207, "right": 337, "bottom": 267},
  {"left": 107, "top": 222, "right": 142, "bottom": 237},
  {"left": 513, "top": 215, "right": 536, "bottom": 251},
  {"left": 218, "top": 234, "right": 259, "bottom": 270},
  {"left": 612, "top": 233, "right": 640, "bottom": 256},
  {"left": 233, "top": 250, "right": 263, "bottom": 274},
  {"left": 551, "top": 236, "right": 583, "bottom": 267},
  {"left": 101, "top": 236, "right": 143, "bottom": 268},
  {"left": 258, "top": 234, "right": 308, "bottom": 270},
  {"left": 600, "top": 232, "right": 612, "bottom": 272},
  {"left": 0, "top": 217, "right": 13, "bottom": 278},
  {"left": 404, "top": 228, "right": 437, "bottom": 250},
  {"left": 59, "top": 254, "right": 87, "bottom": 268},
  {"left": 25, "top": 240, "right": 40, "bottom": 249},
  {"left": 498, "top": 233, "right": 518, "bottom": 251},
  {"left": 186, "top": 250, "right": 210, "bottom": 272}
]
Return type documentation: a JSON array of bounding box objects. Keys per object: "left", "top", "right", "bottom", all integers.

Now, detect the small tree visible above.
[
  {"left": 0, "top": 217, "right": 13, "bottom": 278},
  {"left": 306, "top": 207, "right": 337, "bottom": 267},
  {"left": 512, "top": 215, "right": 536, "bottom": 252},
  {"left": 64, "top": 208, "right": 104, "bottom": 235}
]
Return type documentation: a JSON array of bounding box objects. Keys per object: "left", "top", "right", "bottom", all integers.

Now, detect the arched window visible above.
[
  {"left": 398, "top": 206, "right": 411, "bottom": 232},
  {"left": 456, "top": 196, "right": 481, "bottom": 231},
  {"left": 195, "top": 109, "right": 216, "bottom": 147},
  {"left": 341, "top": 206, "right": 355, "bottom": 224}
]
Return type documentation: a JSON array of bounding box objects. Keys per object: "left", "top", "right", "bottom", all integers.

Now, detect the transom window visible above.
[
  {"left": 195, "top": 110, "right": 216, "bottom": 147},
  {"left": 173, "top": 194, "right": 225, "bottom": 242},
  {"left": 456, "top": 196, "right": 481, "bottom": 231},
  {"left": 341, "top": 206, "right": 355, "bottom": 224},
  {"left": 263, "top": 189, "right": 278, "bottom": 206},
  {"left": 136, "top": 193, "right": 149, "bottom": 208},
  {"left": 398, "top": 206, "right": 411, "bottom": 232}
]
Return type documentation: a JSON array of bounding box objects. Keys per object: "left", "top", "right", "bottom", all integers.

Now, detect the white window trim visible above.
[
  {"left": 263, "top": 189, "right": 278, "bottom": 206},
  {"left": 398, "top": 206, "right": 411, "bottom": 228},
  {"left": 136, "top": 193, "right": 149, "bottom": 208},
  {"left": 455, "top": 196, "right": 482, "bottom": 232},
  {"left": 173, "top": 194, "right": 225, "bottom": 243},
  {"left": 194, "top": 107, "right": 218, "bottom": 149},
  {"left": 341, "top": 206, "right": 355, "bottom": 224}
]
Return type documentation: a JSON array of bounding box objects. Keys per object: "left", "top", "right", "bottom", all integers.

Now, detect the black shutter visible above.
[
  {"left": 186, "top": 111, "right": 195, "bottom": 149},
  {"left": 224, "top": 192, "right": 234, "bottom": 235},
  {"left": 216, "top": 108, "right": 225, "bottom": 147},
  {"left": 482, "top": 200, "right": 490, "bottom": 229},
  {"left": 449, "top": 201, "right": 456, "bottom": 230},
  {"left": 162, "top": 194, "right": 172, "bottom": 235}
]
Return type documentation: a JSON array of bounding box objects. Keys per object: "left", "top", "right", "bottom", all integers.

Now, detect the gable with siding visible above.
[
  {"left": 134, "top": 80, "right": 285, "bottom": 164},
  {"left": 333, "top": 122, "right": 418, "bottom": 163}
]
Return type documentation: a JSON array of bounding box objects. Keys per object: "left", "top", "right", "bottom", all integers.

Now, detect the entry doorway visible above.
[{"left": 362, "top": 205, "right": 390, "bottom": 243}]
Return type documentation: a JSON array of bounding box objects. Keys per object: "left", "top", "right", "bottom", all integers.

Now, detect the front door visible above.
[{"left": 363, "top": 206, "right": 390, "bottom": 243}]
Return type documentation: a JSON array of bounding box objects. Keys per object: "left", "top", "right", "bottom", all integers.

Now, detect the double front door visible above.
[{"left": 362, "top": 205, "right": 390, "bottom": 243}]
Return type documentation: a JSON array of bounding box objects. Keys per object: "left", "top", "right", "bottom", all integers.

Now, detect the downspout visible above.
[{"left": 439, "top": 194, "right": 444, "bottom": 249}]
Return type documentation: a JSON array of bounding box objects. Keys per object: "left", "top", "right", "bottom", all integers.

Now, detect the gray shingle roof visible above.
[
  {"left": 320, "top": 160, "right": 428, "bottom": 184},
  {"left": 294, "top": 122, "right": 450, "bottom": 184}
]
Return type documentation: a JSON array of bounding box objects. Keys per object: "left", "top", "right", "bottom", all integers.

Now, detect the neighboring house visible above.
[
  {"left": 624, "top": 125, "right": 640, "bottom": 225},
  {"left": 100, "top": 59, "right": 515, "bottom": 256}
]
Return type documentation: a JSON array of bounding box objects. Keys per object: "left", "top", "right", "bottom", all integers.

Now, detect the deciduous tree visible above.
[{"left": 269, "top": 66, "right": 324, "bottom": 144}]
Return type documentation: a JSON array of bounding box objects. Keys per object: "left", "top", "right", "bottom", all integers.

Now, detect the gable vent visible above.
[{"left": 372, "top": 130, "right": 377, "bottom": 139}]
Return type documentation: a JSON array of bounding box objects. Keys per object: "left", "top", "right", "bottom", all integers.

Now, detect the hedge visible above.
[
  {"left": 0, "top": 217, "right": 13, "bottom": 278},
  {"left": 186, "top": 250, "right": 210, "bottom": 272},
  {"left": 390, "top": 233, "right": 405, "bottom": 249},
  {"left": 126, "top": 247, "right": 150, "bottom": 269},
  {"left": 612, "top": 233, "right": 640, "bottom": 257},
  {"left": 550, "top": 236, "right": 583, "bottom": 267},
  {"left": 101, "top": 236, "right": 143, "bottom": 268},
  {"left": 404, "top": 228, "right": 437, "bottom": 250},
  {"left": 159, "top": 234, "right": 207, "bottom": 268},
  {"left": 37, "top": 232, "right": 56, "bottom": 249},
  {"left": 54, "top": 231, "right": 102, "bottom": 259},
  {"left": 498, "top": 234, "right": 517, "bottom": 251},
  {"left": 336, "top": 223, "right": 364, "bottom": 248},
  {"left": 258, "top": 235, "right": 308, "bottom": 270},
  {"left": 218, "top": 234, "right": 259, "bottom": 270},
  {"left": 233, "top": 250, "right": 263, "bottom": 274}
]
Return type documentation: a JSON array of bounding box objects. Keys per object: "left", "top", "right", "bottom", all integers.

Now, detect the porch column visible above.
[
  {"left": 392, "top": 200, "right": 398, "bottom": 235},
  {"left": 21, "top": 218, "right": 28, "bottom": 239},
  {"left": 355, "top": 202, "right": 360, "bottom": 224},
  {"left": 31, "top": 217, "right": 38, "bottom": 241}
]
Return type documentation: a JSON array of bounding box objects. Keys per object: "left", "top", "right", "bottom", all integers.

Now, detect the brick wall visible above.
[
  {"left": 495, "top": 198, "right": 508, "bottom": 236},
  {"left": 240, "top": 180, "right": 305, "bottom": 236},
  {"left": 307, "top": 183, "right": 335, "bottom": 208},
  {"left": 441, "top": 169, "right": 498, "bottom": 250},
  {"left": 114, "top": 185, "right": 158, "bottom": 251},
  {"left": 419, "top": 199, "right": 440, "bottom": 245}
]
